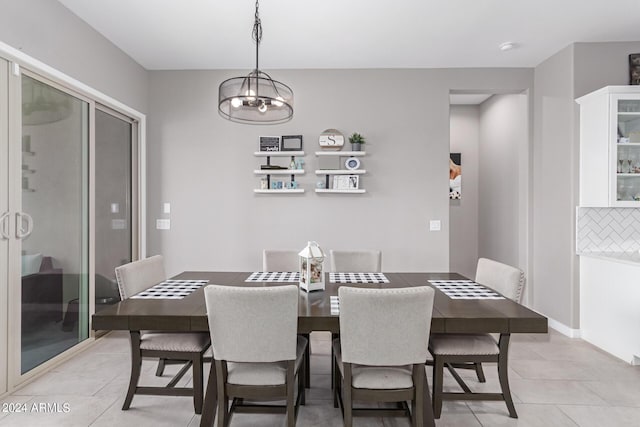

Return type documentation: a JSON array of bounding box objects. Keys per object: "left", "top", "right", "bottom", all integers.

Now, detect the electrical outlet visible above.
[
  {"left": 429, "top": 220, "right": 441, "bottom": 231},
  {"left": 156, "top": 219, "right": 171, "bottom": 230}
]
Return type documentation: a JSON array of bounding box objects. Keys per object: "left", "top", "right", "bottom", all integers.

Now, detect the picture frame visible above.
[
  {"left": 281, "top": 135, "right": 303, "bottom": 151},
  {"left": 347, "top": 175, "right": 359, "bottom": 189},
  {"left": 333, "top": 175, "right": 359, "bottom": 190},
  {"left": 630, "top": 54, "right": 640, "bottom": 85},
  {"left": 259, "top": 136, "right": 281, "bottom": 152}
]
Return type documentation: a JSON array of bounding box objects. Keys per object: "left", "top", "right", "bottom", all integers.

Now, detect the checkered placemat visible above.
[
  {"left": 428, "top": 280, "right": 504, "bottom": 300},
  {"left": 330, "top": 296, "right": 340, "bottom": 314},
  {"left": 245, "top": 272, "right": 300, "bottom": 282},
  {"left": 330, "top": 272, "right": 389, "bottom": 284},
  {"left": 131, "top": 279, "right": 209, "bottom": 299}
]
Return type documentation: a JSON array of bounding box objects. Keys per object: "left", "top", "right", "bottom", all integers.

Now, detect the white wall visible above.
[
  {"left": 147, "top": 68, "right": 533, "bottom": 276},
  {"left": 478, "top": 94, "right": 528, "bottom": 269},
  {"left": 449, "top": 106, "right": 479, "bottom": 279}
]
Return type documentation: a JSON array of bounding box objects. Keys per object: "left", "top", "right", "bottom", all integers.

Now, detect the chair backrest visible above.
[
  {"left": 115, "top": 255, "right": 166, "bottom": 299},
  {"left": 475, "top": 258, "right": 525, "bottom": 303},
  {"left": 330, "top": 250, "right": 382, "bottom": 272},
  {"left": 339, "top": 286, "right": 434, "bottom": 366},
  {"left": 262, "top": 249, "right": 299, "bottom": 272},
  {"left": 204, "top": 284, "right": 299, "bottom": 363}
]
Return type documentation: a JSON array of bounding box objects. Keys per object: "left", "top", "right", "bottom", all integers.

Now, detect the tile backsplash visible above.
[{"left": 576, "top": 207, "right": 640, "bottom": 253}]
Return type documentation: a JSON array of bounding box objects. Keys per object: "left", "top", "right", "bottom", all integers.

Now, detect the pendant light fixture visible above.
[{"left": 218, "top": 0, "right": 294, "bottom": 124}]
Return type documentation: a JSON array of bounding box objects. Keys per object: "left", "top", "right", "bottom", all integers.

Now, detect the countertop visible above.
[{"left": 578, "top": 251, "right": 640, "bottom": 266}]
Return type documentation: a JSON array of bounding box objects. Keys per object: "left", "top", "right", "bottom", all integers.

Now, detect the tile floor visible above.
[{"left": 1, "top": 329, "right": 640, "bottom": 426}]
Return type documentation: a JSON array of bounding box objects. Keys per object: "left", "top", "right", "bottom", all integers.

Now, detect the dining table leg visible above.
[{"left": 199, "top": 361, "right": 218, "bottom": 427}]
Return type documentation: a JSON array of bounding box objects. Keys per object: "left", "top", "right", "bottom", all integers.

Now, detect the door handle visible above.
[
  {"left": 15, "top": 212, "right": 33, "bottom": 239},
  {"left": 0, "top": 212, "right": 9, "bottom": 240}
]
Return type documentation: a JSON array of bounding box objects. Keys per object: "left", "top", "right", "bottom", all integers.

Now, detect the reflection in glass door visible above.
[
  {"left": 94, "top": 107, "right": 135, "bottom": 312},
  {"left": 0, "top": 58, "right": 9, "bottom": 395},
  {"left": 18, "top": 74, "right": 89, "bottom": 373}
]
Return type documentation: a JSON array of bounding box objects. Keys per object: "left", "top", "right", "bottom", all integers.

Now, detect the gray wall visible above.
[
  {"left": 533, "top": 45, "right": 577, "bottom": 328},
  {"left": 0, "top": 0, "right": 148, "bottom": 113},
  {"left": 147, "top": 68, "right": 533, "bottom": 276},
  {"left": 449, "top": 105, "right": 479, "bottom": 279},
  {"left": 478, "top": 94, "right": 528, "bottom": 270},
  {"left": 532, "top": 41, "right": 640, "bottom": 329}
]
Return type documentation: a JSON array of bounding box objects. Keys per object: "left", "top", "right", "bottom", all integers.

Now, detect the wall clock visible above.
[{"left": 318, "top": 129, "right": 344, "bottom": 150}]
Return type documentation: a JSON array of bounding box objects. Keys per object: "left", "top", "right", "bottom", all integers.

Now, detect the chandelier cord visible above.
[{"left": 252, "top": 0, "right": 262, "bottom": 73}]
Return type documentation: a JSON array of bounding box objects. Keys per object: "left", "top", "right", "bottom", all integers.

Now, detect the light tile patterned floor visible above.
[{"left": 1, "top": 329, "right": 640, "bottom": 426}]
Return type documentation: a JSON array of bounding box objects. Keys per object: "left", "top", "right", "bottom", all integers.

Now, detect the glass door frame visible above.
[{"left": 0, "top": 43, "right": 146, "bottom": 391}]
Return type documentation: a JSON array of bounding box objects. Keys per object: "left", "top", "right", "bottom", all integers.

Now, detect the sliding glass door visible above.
[
  {"left": 94, "top": 107, "right": 136, "bottom": 312},
  {"left": 15, "top": 73, "right": 90, "bottom": 374},
  {"left": 0, "top": 54, "right": 143, "bottom": 390}
]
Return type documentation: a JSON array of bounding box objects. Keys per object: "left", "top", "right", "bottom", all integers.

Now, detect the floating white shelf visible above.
[
  {"left": 315, "top": 151, "right": 365, "bottom": 157},
  {"left": 254, "top": 169, "right": 305, "bottom": 175},
  {"left": 315, "top": 189, "right": 366, "bottom": 194},
  {"left": 617, "top": 173, "right": 640, "bottom": 177},
  {"left": 254, "top": 189, "right": 304, "bottom": 194},
  {"left": 254, "top": 151, "right": 304, "bottom": 157},
  {"left": 315, "top": 169, "right": 366, "bottom": 175},
  {"left": 617, "top": 142, "right": 640, "bottom": 146}
]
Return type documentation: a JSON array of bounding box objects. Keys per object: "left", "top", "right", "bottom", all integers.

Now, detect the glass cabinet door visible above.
[{"left": 613, "top": 96, "right": 640, "bottom": 205}]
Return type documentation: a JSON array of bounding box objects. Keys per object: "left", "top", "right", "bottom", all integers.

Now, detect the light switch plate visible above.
[
  {"left": 156, "top": 219, "right": 171, "bottom": 230},
  {"left": 163, "top": 202, "right": 171, "bottom": 214},
  {"left": 429, "top": 220, "right": 441, "bottom": 231}
]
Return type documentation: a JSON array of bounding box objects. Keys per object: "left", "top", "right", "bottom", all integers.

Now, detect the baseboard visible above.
[{"left": 547, "top": 317, "right": 581, "bottom": 338}]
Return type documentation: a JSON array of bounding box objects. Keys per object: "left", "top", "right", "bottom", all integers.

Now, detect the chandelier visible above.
[{"left": 218, "top": 0, "right": 294, "bottom": 124}]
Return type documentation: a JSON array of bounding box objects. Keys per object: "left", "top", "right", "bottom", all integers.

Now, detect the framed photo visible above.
[
  {"left": 347, "top": 175, "right": 359, "bottom": 189},
  {"left": 281, "top": 135, "right": 303, "bottom": 151},
  {"left": 449, "top": 153, "right": 462, "bottom": 199},
  {"left": 333, "top": 175, "right": 359, "bottom": 190},
  {"left": 630, "top": 54, "right": 640, "bottom": 85},
  {"left": 259, "top": 136, "right": 281, "bottom": 152},
  {"left": 333, "top": 175, "right": 350, "bottom": 190}
]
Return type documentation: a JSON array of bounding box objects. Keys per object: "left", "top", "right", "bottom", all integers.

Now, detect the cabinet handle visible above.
[
  {"left": 15, "top": 212, "right": 33, "bottom": 239},
  {"left": 0, "top": 212, "right": 9, "bottom": 240}
]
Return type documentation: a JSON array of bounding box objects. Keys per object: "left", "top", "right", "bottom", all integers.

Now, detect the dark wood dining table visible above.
[{"left": 92, "top": 271, "right": 548, "bottom": 427}]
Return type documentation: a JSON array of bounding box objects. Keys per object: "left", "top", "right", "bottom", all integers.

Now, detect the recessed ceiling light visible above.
[{"left": 499, "top": 42, "right": 517, "bottom": 51}]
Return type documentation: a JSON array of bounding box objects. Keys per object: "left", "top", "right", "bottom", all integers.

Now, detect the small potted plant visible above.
[{"left": 349, "top": 132, "right": 366, "bottom": 151}]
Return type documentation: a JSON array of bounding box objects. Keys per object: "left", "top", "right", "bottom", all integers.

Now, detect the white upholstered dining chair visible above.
[
  {"left": 428, "top": 257, "right": 525, "bottom": 419},
  {"left": 333, "top": 286, "right": 435, "bottom": 427},
  {"left": 115, "top": 255, "right": 211, "bottom": 414},
  {"left": 204, "top": 284, "right": 307, "bottom": 427},
  {"left": 262, "top": 249, "right": 299, "bottom": 271},
  {"left": 329, "top": 250, "right": 382, "bottom": 272}
]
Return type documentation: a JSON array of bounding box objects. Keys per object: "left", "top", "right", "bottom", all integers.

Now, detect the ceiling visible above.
[{"left": 57, "top": 0, "right": 640, "bottom": 70}]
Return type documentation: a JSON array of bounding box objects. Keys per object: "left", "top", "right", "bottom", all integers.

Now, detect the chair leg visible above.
[
  {"left": 412, "top": 364, "right": 424, "bottom": 427},
  {"left": 331, "top": 333, "right": 338, "bottom": 390},
  {"left": 343, "top": 363, "right": 353, "bottom": 427},
  {"left": 123, "top": 331, "right": 142, "bottom": 410},
  {"left": 333, "top": 355, "right": 340, "bottom": 408},
  {"left": 215, "top": 361, "right": 228, "bottom": 427},
  {"left": 193, "top": 354, "right": 204, "bottom": 415},
  {"left": 286, "top": 361, "right": 296, "bottom": 427},
  {"left": 498, "top": 334, "right": 517, "bottom": 418},
  {"left": 155, "top": 358, "right": 166, "bottom": 376},
  {"left": 432, "top": 357, "right": 445, "bottom": 419},
  {"left": 422, "top": 368, "right": 436, "bottom": 427},
  {"left": 200, "top": 360, "right": 218, "bottom": 427},
  {"left": 475, "top": 362, "right": 486, "bottom": 383}
]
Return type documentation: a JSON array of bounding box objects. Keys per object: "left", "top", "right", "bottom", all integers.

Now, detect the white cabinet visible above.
[
  {"left": 577, "top": 86, "right": 640, "bottom": 207},
  {"left": 314, "top": 151, "right": 367, "bottom": 194},
  {"left": 253, "top": 151, "right": 305, "bottom": 194}
]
